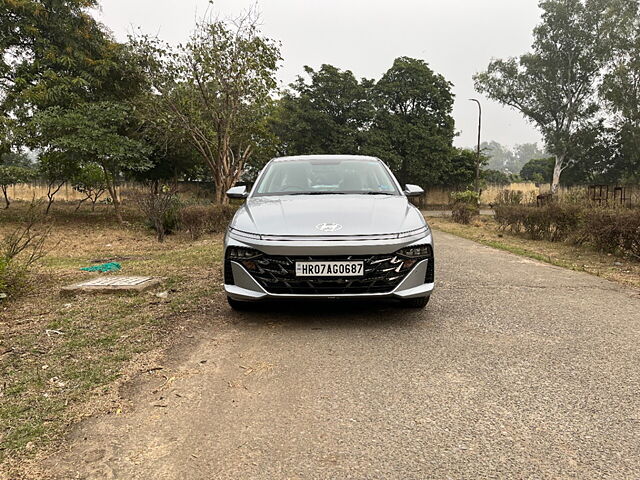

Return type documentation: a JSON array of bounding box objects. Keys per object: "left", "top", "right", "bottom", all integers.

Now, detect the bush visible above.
[
  {"left": 494, "top": 202, "right": 640, "bottom": 259},
  {"left": 494, "top": 203, "right": 582, "bottom": 241},
  {"left": 179, "top": 204, "right": 238, "bottom": 239},
  {"left": 0, "top": 203, "right": 50, "bottom": 299},
  {"left": 134, "top": 185, "right": 180, "bottom": 242},
  {"left": 579, "top": 208, "right": 640, "bottom": 259},
  {"left": 451, "top": 190, "right": 480, "bottom": 224}
]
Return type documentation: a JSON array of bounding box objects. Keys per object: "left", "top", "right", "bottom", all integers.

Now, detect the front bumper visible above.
[{"left": 223, "top": 230, "right": 435, "bottom": 302}]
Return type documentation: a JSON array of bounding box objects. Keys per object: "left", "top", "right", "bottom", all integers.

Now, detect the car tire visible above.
[
  {"left": 402, "top": 296, "right": 430, "bottom": 308},
  {"left": 227, "top": 296, "right": 253, "bottom": 311}
]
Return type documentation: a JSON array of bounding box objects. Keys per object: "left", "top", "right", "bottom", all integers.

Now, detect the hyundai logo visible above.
[{"left": 316, "top": 222, "right": 343, "bottom": 233}]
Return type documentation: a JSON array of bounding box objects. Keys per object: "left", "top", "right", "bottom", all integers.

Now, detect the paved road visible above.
[{"left": 50, "top": 231, "right": 640, "bottom": 479}]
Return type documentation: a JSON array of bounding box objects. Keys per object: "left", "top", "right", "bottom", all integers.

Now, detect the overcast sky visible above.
[{"left": 95, "top": 0, "right": 544, "bottom": 150}]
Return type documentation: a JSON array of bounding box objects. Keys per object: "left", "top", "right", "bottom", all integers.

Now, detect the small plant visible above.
[
  {"left": 134, "top": 184, "right": 180, "bottom": 242},
  {"left": 0, "top": 202, "right": 51, "bottom": 299},
  {"left": 451, "top": 190, "right": 480, "bottom": 224}
]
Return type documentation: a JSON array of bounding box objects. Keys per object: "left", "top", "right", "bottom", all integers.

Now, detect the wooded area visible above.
[{"left": 1, "top": 0, "right": 639, "bottom": 218}]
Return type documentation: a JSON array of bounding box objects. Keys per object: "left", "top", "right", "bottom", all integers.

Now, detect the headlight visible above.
[
  {"left": 228, "top": 228, "right": 262, "bottom": 240},
  {"left": 226, "top": 247, "right": 263, "bottom": 260},
  {"left": 396, "top": 244, "right": 432, "bottom": 258},
  {"left": 397, "top": 226, "right": 429, "bottom": 238}
]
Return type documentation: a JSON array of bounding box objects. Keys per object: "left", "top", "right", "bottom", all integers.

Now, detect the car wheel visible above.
[
  {"left": 401, "top": 296, "right": 430, "bottom": 308},
  {"left": 227, "top": 296, "right": 253, "bottom": 311}
]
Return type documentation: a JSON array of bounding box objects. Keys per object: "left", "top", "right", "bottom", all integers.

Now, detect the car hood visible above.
[{"left": 230, "top": 195, "right": 426, "bottom": 236}]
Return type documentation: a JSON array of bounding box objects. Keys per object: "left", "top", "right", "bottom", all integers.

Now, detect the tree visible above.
[
  {"left": 135, "top": 14, "right": 281, "bottom": 203},
  {"left": 520, "top": 157, "right": 555, "bottom": 184},
  {"left": 72, "top": 163, "right": 108, "bottom": 212},
  {"left": 483, "top": 169, "right": 512, "bottom": 185},
  {"left": 269, "top": 65, "right": 375, "bottom": 156},
  {"left": 0, "top": 165, "right": 33, "bottom": 208},
  {"left": 1, "top": 1, "right": 145, "bottom": 116},
  {"left": 600, "top": 10, "right": 640, "bottom": 183},
  {"left": 481, "top": 141, "right": 516, "bottom": 172},
  {"left": 32, "top": 102, "right": 150, "bottom": 220},
  {"left": 443, "top": 148, "right": 487, "bottom": 189},
  {"left": 513, "top": 143, "right": 549, "bottom": 172},
  {"left": 3, "top": 0, "right": 151, "bottom": 220},
  {"left": 370, "top": 57, "right": 455, "bottom": 187},
  {"left": 480, "top": 141, "right": 548, "bottom": 174},
  {"left": 474, "top": 0, "right": 636, "bottom": 193},
  {"left": 37, "top": 153, "right": 77, "bottom": 214}
]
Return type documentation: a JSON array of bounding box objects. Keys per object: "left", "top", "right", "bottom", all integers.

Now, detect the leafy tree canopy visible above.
[
  {"left": 132, "top": 14, "right": 281, "bottom": 203},
  {"left": 270, "top": 64, "right": 375, "bottom": 156},
  {"left": 1, "top": 0, "right": 146, "bottom": 116},
  {"left": 520, "top": 157, "right": 555, "bottom": 184},
  {"left": 370, "top": 57, "right": 455, "bottom": 187},
  {"left": 474, "top": 0, "right": 638, "bottom": 192}
]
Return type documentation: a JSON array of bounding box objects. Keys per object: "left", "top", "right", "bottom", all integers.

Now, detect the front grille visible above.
[{"left": 237, "top": 253, "right": 430, "bottom": 295}]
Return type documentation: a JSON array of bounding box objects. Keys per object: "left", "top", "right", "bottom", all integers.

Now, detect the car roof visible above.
[{"left": 271, "top": 155, "right": 382, "bottom": 163}]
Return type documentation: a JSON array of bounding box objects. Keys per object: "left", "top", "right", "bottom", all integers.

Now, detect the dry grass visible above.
[
  {"left": 427, "top": 214, "right": 640, "bottom": 289},
  {"left": 0, "top": 201, "right": 228, "bottom": 475}
]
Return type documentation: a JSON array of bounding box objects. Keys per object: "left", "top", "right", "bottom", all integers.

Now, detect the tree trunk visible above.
[
  {"left": 2, "top": 186, "right": 9, "bottom": 209},
  {"left": 551, "top": 154, "right": 564, "bottom": 194},
  {"left": 45, "top": 182, "right": 63, "bottom": 214},
  {"left": 110, "top": 188, "right": 123, "bottom": 224},
  {"left": 45, "top": 196, "right": 54, "bottom": 214},
  {"left": 213, "top": 177, "right": 232, "bottom": 205},
  {"left": 100, "top": 164, "right": 123, "bottom": 223}
]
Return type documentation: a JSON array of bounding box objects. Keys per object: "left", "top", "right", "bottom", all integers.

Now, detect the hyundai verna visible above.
[{"left": 223, "top": 155, "right": 434, "bottom": 309}]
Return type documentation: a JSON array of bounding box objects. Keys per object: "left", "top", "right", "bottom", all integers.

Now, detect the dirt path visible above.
[{"left": 45, "top": 231, "right": 640, "bottom": 479}]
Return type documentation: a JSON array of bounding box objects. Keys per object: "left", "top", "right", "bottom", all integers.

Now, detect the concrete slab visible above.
[{"left": 61, "top": 276, "right": 163, "bottom": 296}]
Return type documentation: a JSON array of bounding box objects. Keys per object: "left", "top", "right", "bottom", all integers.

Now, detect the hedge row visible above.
[{"left": 494, "top": 204, "right": 640, "bottom": 259}]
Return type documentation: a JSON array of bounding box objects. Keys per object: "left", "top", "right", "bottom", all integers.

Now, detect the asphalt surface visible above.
[{"left": 50, "top": 231, "right": 640, "bottom": 479}]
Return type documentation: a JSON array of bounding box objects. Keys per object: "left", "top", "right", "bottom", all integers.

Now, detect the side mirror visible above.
[
  {"left": 226, "top": 185, "right": 249, "bottom": 199},
  {"left": 404, "top": 184, "right": 424, "bottom": 197}
]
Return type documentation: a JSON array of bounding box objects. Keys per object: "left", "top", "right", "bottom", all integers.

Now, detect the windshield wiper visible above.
[{"left": 360, "top": 191, "right": 395, "bottom": 195}]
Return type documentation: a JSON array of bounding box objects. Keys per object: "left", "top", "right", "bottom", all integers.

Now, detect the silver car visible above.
[{"left": 223, "top": 155, "right": 434, "bottom": 309}]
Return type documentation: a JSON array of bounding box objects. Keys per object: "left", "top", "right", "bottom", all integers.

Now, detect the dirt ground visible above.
[{"left": 0, "top": 202, "right": 229, "bottom": 478}]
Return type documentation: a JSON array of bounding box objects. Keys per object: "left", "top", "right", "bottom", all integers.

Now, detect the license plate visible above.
[{"left": 295, "top": 261, "right": 364, "bottom": 277}]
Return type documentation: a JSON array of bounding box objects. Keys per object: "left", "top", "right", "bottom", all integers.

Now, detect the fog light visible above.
[
  {"left": 397, "top": 245, "right": 431, "bottom": 258},
  {"left": 226, "top": 247, "right": 262, "bottom": 260}
]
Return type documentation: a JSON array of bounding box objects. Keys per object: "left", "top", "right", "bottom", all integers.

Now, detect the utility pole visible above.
[{"left": 469, "top": 98, "right": 482, "bottom": 194}]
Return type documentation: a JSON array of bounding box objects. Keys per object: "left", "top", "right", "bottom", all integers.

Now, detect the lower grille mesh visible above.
[{"left": 241, "top": 253, "right": 430, "bottom": 295}]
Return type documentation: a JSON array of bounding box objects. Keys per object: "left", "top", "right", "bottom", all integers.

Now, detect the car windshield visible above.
[{"left": 253, "top": 158, "right": 400, "bottom": 196}]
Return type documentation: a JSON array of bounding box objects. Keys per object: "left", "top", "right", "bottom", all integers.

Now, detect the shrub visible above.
[
  {"left": 451, "top": 190, "right": 480, "bottom": 224},
  {"left": 494, "top": 203, "right": 582, "bottom": 241},
  {"left": 494, "top": 202, "right": 640, "bottom": 259},
  {"left": 0, "top": 202, "right": 50, "bottom": 299},
  {"left": 579, "top": 208, "right": 640, "bottom": 259},
  {"left": 134, "top": 185, "right": 180, "bottom": 242},
  {"left": 179, "top": 204, "right": 238, "bottom": 239}
]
